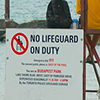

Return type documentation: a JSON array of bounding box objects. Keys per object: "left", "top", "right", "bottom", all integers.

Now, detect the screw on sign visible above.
[{"left": 11, "top": 33, "right": 29, "bottom": 55}]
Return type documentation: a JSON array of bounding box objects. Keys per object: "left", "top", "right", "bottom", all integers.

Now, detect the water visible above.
[
  {"left": 0, "top": 0, "right": 78, "bottom": 24},
  {"left": 0, "top": 0, "right": 100, "bottom": 100}
]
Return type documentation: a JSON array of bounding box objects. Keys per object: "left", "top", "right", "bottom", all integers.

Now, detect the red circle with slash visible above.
[{"left": 11, "top": 33, "right": 29, "bottom": 55}]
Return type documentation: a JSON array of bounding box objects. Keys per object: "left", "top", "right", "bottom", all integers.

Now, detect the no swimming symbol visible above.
[{"left": 11, "top": 33, "right": 29, "bottom": 55}]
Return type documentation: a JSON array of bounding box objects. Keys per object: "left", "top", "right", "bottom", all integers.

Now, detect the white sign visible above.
[{"left": 6, "top": 29, "right": 83, "bottom": 100}]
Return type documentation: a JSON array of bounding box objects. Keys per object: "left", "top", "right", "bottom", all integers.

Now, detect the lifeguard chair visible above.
[{"left": 80, "top": 0, "right": 100, "bottom": 100}]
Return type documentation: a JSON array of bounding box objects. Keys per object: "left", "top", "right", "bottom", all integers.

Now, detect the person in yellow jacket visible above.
[{"left": 76, "top": 0, "right": 100, "bottom": 62}]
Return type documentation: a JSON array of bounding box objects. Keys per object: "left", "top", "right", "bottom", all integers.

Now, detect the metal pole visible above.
[
  {"left": 86, "top": 35, "right": 100, "bottom": 86},
  {"left": 5, "top": 0, "right": 10, "bottom": 28},
  {"left": 81, "top": 0, "right": 86, "bottom": 99},
  {"left": 86, "top": 35, "right": 100, "bottom": 68}
]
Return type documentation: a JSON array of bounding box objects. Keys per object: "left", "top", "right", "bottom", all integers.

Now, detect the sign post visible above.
[{"left": 6, "top": 29, "right": 83, "bottom": 100}]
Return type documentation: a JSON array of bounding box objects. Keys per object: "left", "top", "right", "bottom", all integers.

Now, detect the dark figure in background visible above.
[{"left": 46, "top": 0, "right": 72, "bottom": 28}]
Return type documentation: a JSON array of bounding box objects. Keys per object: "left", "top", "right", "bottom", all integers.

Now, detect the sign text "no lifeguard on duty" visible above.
[{"left": 30, "top": 34, "right": 78, "bottom": 54}]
